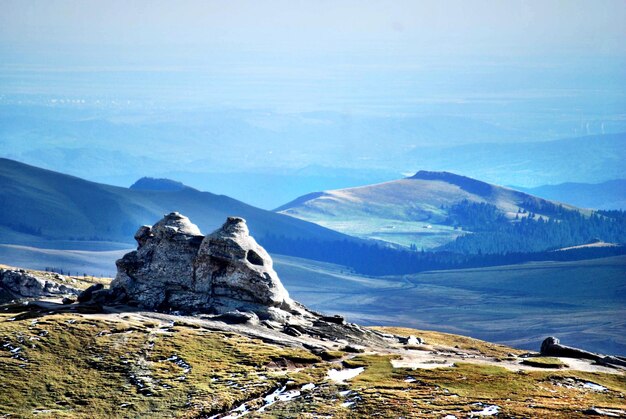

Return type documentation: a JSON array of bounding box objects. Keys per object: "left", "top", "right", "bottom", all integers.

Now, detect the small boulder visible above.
[
  {"left": 540, "top": 336, "right": 601, "bottom": 361},
  {"left": 399, "top": 335, "right": 423, "bottom": 345},
  {"left": 78, "top": 284, "right": 104, "bottom": 303},
  {"left": 342, "top": 344, "right": 366, "bottom": 353},
  {"left": 213, "top": 310, "right": 260, "bottom": 325},
  {"left": 321, "top": 315, "right": 345, "bottom": 325}
]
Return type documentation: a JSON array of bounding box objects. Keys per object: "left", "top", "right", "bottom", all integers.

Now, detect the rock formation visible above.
[
  {"left": 79, "top": 212, "right": 387, "bottom": 347},
  {"left": 540, "top": 336, "right": 626, "bottom": 368},
  {"left": 540, "top": 337, "right": 601, "bottom": 361},
  {"left": 105, "top": 213, "right": 300, "bottom": 322},
  {"left": 110, "top": 212, "right": 204, "bottom": 310},
  {"left": 194, "top": 216, "right": 295, "bottom": 322},
  {"left": 0, "top": 268, "right": 79, "bottom": 299}
]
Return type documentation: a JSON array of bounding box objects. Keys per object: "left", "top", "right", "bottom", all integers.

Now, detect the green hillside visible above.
[
  {"left": 0, "top": 158, "right": 352, "bottom": 246},
  {"left": 276, "top": 171, "right": 586, "bottom": 249}
]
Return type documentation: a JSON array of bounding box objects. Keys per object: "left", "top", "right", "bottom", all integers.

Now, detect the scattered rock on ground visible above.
[{"left": 0, "top": 268, "right": 80, "bottom": 299}]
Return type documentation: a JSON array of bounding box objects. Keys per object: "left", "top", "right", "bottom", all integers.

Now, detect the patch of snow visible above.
[
  {"left": 584, "top": 407, "right": 625, "bottom": 417},
  {"left": 443, "top": 415, "right": 457, "bottom": 419},
  {"left": 471, "top": 404, "right": 500, "bottom": 416},
  {"left": 338, "top": 390, "right": 353, "bottom": 397},
  {"left": 301, "top": 383, "right": 315, "bottom": 391},
  {"left": 326, "top": 367, "right": 364, "bottom": 383},
  {"left": 341, "top": 401, "right": 355, "bottom": 408},
  {"left": 583, "top": 382, "right": 607, "bottom": 392},
  {"left": 259, "top": 386, "right": 301, "bottom": 411},
  {"left": 222, "top": 402, "right": 249, "bottom": 419},
  {"left": 278, "top": 390, "right": 300, "bottom": 402},
  {"left": 404, "top": 376, "right": 417, "bottom": 383}
]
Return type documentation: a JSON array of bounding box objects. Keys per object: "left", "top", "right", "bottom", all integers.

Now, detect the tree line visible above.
[{"left": 259, "top": 202, "right": 626, "bottom": 276}]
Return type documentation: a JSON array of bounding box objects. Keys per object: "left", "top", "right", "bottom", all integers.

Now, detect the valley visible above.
[{"left": 278, "top": 255, "right": 626, "bottom": 356}]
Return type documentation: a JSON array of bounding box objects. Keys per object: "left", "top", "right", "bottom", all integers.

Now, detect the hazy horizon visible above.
[{"left": 1, "top": 0, "right": 625, "bottom": 206}]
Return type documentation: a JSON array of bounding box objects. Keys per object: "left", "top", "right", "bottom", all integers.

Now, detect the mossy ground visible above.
[
  {"left": 521, "top": 356, "right": 568, "bottom": 368},
  {"left": 0, "top": 309, "right": 624, "bottom": 418},
  {"left": 0, "top": 309, "right": 324, "bottom": 418},
  {"left": 372, "top": 326, "right": 526, "bottom": 358}
]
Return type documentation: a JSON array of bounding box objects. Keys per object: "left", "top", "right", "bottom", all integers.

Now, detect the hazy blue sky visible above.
[
  {"left": 1, "top": 1, "right": 625, "bottom": 204},
  {"left": 0, "top": 0, "right": 624, "bottom": 116},
  {"left": 2, "top": 0, "right": 626, "bottom": 56}
]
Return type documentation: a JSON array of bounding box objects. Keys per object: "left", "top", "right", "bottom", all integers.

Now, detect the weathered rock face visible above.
[
  {"left": 0, "top": 269, "right": 79, "bottom": 299},
  {"left": 109, "top": 213, "right": 296, "bottom": 321},
  {"left": 110, "top": 212, "right": 204, "bottom": 310},
  {"left": 195, "top": 216, "right": 294, "bottom": 320}
]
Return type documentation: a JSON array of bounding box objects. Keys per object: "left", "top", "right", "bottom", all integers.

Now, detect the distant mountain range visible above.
[
  {"left": 276, "top": 170, "right": 583, "bottom": 249},
  {"left": 515, "top": 179, "right": 626, "bottom": 210},
  {"left": 408, "top": 133, "right": 626, "bottom": 188},
  {"left": 0, "top": 158, "right": 352, "bottom": 249},
  {"left": 1, "top": 159, "right": 624, "bottom": 277},
  {"left": 2, "top": 102, "right": 624, "bottom": 208}
]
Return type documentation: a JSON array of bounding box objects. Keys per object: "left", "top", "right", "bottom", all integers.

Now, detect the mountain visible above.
[
  {"left": 408, "top": 133, "right": 626, "bottom": 187},
  {"left": 276, "top": 170, "right": 584, "bottom": 249},
  {"left": 129, "top": 177, "right": 190, "bottom": 192},
  {"left": 5, "top": 102, "right": 625, "bottom": 209},
  {"left": 0, "top": 158, "right": 353, "bottom": 248},
  {"left": 515, "top": 179, "right": 626, "bottom": 210}
]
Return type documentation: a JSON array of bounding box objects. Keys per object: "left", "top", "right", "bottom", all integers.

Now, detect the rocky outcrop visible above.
[
  {"left": 540, "top": 337, "right": 601, "bottom": 361},
  {"left": 540, "top": 337, "right": 626, "bottom": 368},
  {"left": 105, "top": 213, "right": 301, "bottom": 322},
  {"left": 109, "top": 212, "right": 204, "bottom": 310},
  {"left": 0, "top": 269, "right": 79, "bottom": 299},
  {"left": 194, "top": 216, "right": 296, "bottom": 321},
  {"left": 81, "top": 212, "right": 387, "bottom": 347}
]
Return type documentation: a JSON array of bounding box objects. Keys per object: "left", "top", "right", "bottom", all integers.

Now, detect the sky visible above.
[
  {"left": 2, "top": 0, "right": 626, "bottom": 57},
  {"left": 0, "top": 0, "right": 624, "bottom": 121},
  {"left": 0, "top": 2, "right": 623, "bottom": 115},
  {"left": 0, "top": 0, "right": 625, "bottom": 204},
  {"left": 1, "top": 1, "right": 625, "bottom": 107}
]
